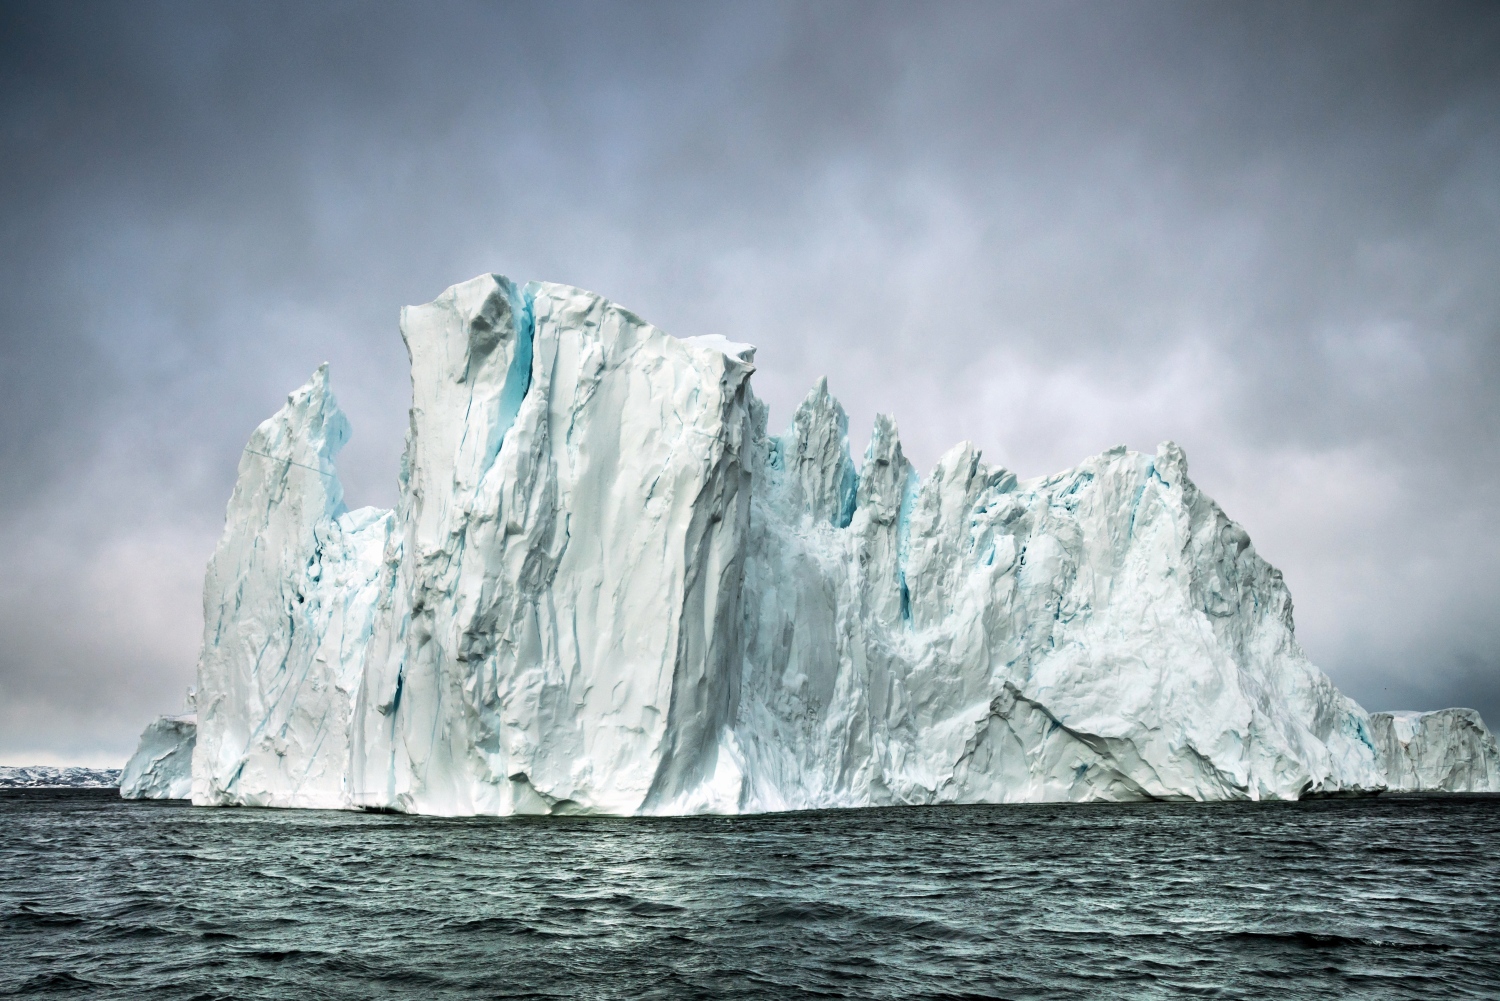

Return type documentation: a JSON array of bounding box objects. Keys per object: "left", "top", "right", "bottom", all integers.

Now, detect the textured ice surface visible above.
[
  {"left": 190, "top": 278, "right": 752, "bottom": 815},
  {"left": 1370, "top": 710, "right": 1500, "bottom": 792},
  {"left": 119, "top": 715, "right": 197, "bottom": 799},
  {"left": 735, "top": 389, "right": 1384, "bottom": 807},
  {"left": 143, "top": 273, "right": 1496, "bottom": 815}
]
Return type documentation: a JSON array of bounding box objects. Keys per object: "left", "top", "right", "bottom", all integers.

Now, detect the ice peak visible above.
[
  {"left": 856, "top": 413, "right": 912, "bottom": 522},
  {"left": 235, "top": 363, "right": 350, "bottom": 520},
  {"left": 782, "top": 377, "right": 858, "bottom": 527},
  {"left": 1155, "top": 439, "right": 1189, "bottom": 484}
]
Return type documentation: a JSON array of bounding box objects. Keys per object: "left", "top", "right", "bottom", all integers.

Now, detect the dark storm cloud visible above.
[{"left": 2, "top": 1, "right": 1497, "bottom": 762}]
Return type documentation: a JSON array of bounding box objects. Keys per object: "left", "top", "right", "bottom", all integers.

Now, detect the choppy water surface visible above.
[{"left": 2, "top": 791, "right": 1497, "bottom": 999}]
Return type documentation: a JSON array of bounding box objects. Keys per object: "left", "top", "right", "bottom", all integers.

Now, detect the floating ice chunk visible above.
[{"left": 120, "top": 715, "right": 196, "bottom": 799}]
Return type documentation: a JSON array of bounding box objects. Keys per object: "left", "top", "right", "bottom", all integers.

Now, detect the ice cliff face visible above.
[
  {"left": 1369, "top": 710, "right": 1500, "bottom": 793},
  {"left": 120, "top": 715, "right": 196, "bottom": 799},
  {"left": 190, "top": 363, "right": 393, "bottom": 809},
  {"left": 126, "top": 273, "right": 1497, "bottom": 814}
]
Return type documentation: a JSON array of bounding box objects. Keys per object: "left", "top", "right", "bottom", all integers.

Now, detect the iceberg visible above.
[
  {"left": 1369, "top": 710, "right": 1500, "bottom": 793},
  {"left": 123, "top": 274, "right": 1499, "bottom": 812}
]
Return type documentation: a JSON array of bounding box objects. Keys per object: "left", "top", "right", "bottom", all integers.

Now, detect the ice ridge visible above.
[{"left": 124, "top": 273, "right": 1500, "bottom": 812}]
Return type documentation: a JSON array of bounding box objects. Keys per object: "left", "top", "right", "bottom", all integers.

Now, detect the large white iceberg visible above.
[{"left": 125, "top": 274, "right": 1499, "bottom": 812}]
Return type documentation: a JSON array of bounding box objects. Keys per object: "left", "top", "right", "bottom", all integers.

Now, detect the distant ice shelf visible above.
[
  {"left": 1, "top": 766, "right": 122, "bottom": 789},
  {"left": 124, "top": 274, "right": 1500, "bottom": 813}
]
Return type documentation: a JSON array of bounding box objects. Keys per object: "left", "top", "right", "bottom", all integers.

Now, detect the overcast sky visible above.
[{"left": 2, "top": 1, "right": 1497, "bottom": 766}]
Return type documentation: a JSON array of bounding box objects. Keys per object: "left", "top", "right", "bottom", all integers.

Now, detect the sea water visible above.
[{"left": 2, "top": 790, "right": 1497, "bottom": 999}]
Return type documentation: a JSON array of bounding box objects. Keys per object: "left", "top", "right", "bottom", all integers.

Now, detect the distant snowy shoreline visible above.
[{"left": 0, "top": 766, "right": 121, "bottom": 789}]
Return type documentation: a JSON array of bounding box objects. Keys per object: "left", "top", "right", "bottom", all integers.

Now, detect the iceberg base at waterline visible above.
[{"left": 123, "top": 274, "right": 1500, "bottom": 812}]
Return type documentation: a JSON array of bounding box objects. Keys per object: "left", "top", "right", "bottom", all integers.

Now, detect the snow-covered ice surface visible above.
[
  {"left": 129, "top": 273, "right": 1497, "bottom": 815},
  {"left": 119, "top": 715, "right": 197, "bottom": 800},
  {"left": 1369, "top": 710, "right": 1500, "bottom": 793}
]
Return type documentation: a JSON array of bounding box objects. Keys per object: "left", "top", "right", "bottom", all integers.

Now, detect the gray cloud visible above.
[{"left": 2, "top": 0, "right": 1497, "bottom": 763}]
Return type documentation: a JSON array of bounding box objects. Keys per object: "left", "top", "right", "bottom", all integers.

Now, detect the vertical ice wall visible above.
[
  {"left": 346, "top": 276, "right": 757, "bottom": 815},
  {"left": 119, "top": 714, "right": 197, "bottom": 799}
]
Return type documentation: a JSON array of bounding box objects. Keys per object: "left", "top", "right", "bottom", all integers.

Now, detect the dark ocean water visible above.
[{"left": 2, "top": 790, "right": 1497, "bottom": 1000}]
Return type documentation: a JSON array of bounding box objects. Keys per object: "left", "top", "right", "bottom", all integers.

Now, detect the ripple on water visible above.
[{"left": 0, "top": 790, "right": 1497, "bottom": 1000}]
